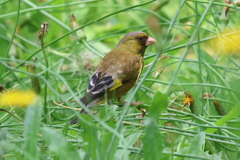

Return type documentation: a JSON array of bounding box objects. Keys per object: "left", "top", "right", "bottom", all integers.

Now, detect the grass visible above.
[{"left": 0, "top": 0, "right": 240, "bottom": 159}]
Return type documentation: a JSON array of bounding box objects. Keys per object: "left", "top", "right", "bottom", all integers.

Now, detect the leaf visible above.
[
  {"left": 101, "top": 121, "right": 119, "bottom": 160},
  {"left": 186, "top": 132, "right": 205, "bottom": 160},
  {"left": 201, "top": 50, "right": 215, "bottom": 64},
  {"left": 149, "top": 91, "right": 168, "bottom": 118},
  {"left": 142, "top": 119, "right": 162, "bottom": 160},
  {"left": 41, "top": 127, "right": 80, "bottom": 160},
  {"left": 80, "top": 114, "right": 101, "bottom": 160},
  {"left": 0, "top": 128, "right": 7, "bottom": 140},
  {"left": 206, "top": 104, "right": 240, "bottom": 134},
  {"left": 114, "top": 131, "right": 142, "bottom": 160},
  {"left": 22, "top": 97, "right": 42, "bottom": 160},
  {"left": 0, "top": 140, "right": 16, "bottom": 157},
  {"left": 143, "top": 92, "right": 168, "bottom": 160},
  {"left": 125, "top": 131, "right": 142, "bottom": 146},
  {"left": 0, "top": 27, "right": 9, "bottom": 55},
  {"left": 99, "top": 105, "right": 118, "bottom": 122}
]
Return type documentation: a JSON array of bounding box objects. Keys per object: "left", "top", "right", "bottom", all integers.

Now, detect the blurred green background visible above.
[{"left": 0, "top": 0, "right": 240, "bottom": 159}]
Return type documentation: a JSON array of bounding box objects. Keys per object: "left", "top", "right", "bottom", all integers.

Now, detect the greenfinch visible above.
[{"left": 70, "top": 31, "right": 156, "bottom": 124}]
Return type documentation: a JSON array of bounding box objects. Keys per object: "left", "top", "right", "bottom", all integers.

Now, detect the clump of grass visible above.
[{"left": 0, "top": 0, "right": 240, "bottom": 159}]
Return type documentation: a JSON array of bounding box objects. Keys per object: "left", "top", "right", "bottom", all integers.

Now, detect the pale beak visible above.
[{"left": 146, "top": 36, "right": 156, "bottom": 46}]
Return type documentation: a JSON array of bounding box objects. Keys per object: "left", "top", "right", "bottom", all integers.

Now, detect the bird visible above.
[{"left": 70, "top": 31, "right": 156, "bottom": 125}]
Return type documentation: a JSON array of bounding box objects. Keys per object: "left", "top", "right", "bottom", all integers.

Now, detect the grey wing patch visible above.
[{"left": 87, "top": 72, "right": 114, "bottom": 96}]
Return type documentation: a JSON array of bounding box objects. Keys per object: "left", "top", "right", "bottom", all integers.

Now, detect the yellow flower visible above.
[
  {"left": 210, "top": 28, "right": 240, "bottom": 54},
  {"left": 0, "top": 90, "right": 37, "bottom": 107}
]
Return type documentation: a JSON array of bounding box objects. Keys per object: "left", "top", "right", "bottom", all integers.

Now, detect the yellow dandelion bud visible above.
[{"left": 0, "top": 90, "right": 37, "bottom": 107}]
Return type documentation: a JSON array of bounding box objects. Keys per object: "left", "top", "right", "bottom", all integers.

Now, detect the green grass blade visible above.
[
  {"left": 23, "top": 97, "right": 42, "bottom": 160},
  {"left": 206, "top": 104, "right": 240, "bottom": 134},
  {"left": 101, "top": 121, "right": 119, "bottom": 160},
  {"left": 143, "top": 92, "right": 168, "bottom": 160},
  {"left": 41, "top": 126, "right": 80, "bottom": 160},
  {"left": 186, "top": 132, "right": 206, "bottom": 160},
  {"left": 80, "top": 114, "right": 101, "bottom": 160}
]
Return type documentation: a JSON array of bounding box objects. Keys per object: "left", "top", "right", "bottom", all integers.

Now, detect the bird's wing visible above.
[
  {"left": 87, "top": 71, "right": 117, "bottom": 95},
  {"left": 85, "top": 49, "right": 142, "bottom": 103}
]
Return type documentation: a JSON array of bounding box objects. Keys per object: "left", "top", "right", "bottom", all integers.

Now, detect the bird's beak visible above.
[{"left": 146, "top": 36, "right": 156, "bottom": 46}]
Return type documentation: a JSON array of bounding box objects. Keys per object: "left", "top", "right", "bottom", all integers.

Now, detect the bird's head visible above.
[{"left": 117, "top": 31, "right": 156, "bottom": 56}]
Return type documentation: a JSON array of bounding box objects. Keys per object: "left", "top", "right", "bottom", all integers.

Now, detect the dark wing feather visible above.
[
  {"left": 87, "top": 72, "right": 101, "bottom": 91},
  {"left": 70, "top": 72, "right": 114, "bottom": 125},
  {"left": 84, "top": 72, "right": 115, "bottom": 104}
]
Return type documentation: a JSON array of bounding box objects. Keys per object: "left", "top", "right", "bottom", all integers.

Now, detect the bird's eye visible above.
[{"left": 137, "top": 36, "right": 144, "bottom": 42}]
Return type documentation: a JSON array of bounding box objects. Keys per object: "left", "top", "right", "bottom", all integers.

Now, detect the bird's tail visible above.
[{"left": 69, "top": 96, "right": 88, "bottom": 125}]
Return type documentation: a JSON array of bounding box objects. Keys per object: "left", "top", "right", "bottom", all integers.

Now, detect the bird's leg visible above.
[
  {"left": 117, "top": 97, "right": 146, "bottom": 117},
  {"left": 117, "top": 97, "right": 144, "bottom": 107}
]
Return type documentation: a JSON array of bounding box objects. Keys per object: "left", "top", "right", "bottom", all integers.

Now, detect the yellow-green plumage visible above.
[{"left": 70, "top": 31, "right": 156, "bottom": 125}]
